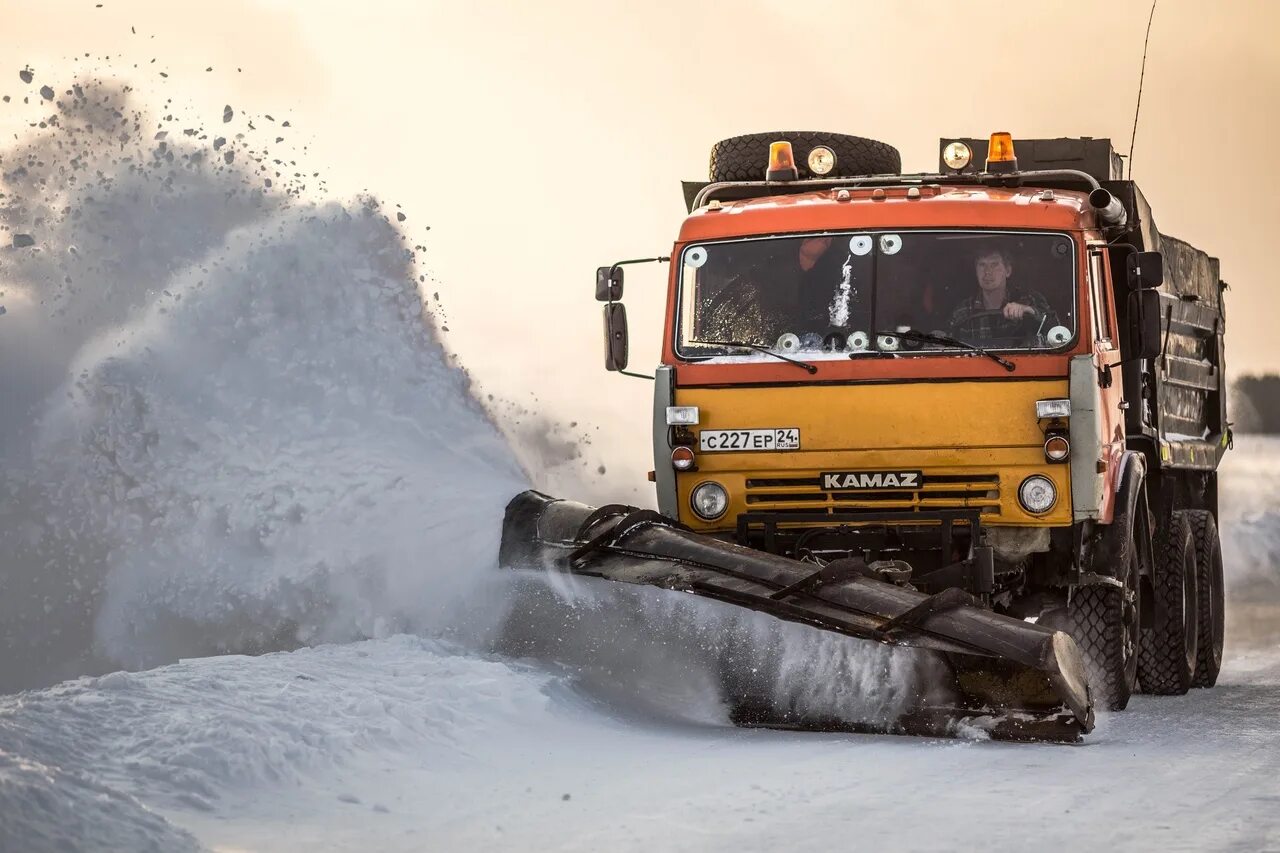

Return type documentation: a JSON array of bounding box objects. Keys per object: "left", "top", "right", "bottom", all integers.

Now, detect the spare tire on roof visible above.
[{"left": 709, "top": 131, "right": 901, "bottom": 182}]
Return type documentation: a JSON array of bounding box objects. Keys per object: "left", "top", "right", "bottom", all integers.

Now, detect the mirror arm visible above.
[
  {"left": 617, "top": 369, "right": 655, "bottom": 381},
  {"left": 1099, "top": 355, "right": 1145, "bottom": 389},
  {"left": 604, "top": 256, "right": 671, "bottom": 304}
]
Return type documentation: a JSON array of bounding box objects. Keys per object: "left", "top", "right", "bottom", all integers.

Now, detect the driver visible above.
[{"left": 948, "top": 247, "right": 1056, "bottom": 341}]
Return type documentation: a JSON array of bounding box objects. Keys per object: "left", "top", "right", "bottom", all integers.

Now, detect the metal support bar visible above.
[
  {"left": 768, "top": 559, "right": 869, "bottom": 601},
  {"left": 878, "top": 588, "right": 979, "bottom": 635},
  {"left": 692, "top": 168, "right": 1102, "bottom": 210}
]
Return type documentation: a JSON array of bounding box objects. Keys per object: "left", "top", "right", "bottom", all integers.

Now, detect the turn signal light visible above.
[
  {"left": 766, "top": 141, "right": 799, "bottom": 182},
  {"left": 986, "top": 132, "right": 1017, "bottom": 172},
  {"left": 1045, "top": 434, "right": 1071, "bottom": 463},
  {"left": 671, "top": 446, "right": 696, "bottom": 471}
]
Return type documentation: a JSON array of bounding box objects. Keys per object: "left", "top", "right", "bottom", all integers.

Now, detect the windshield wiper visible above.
[
  {"left": 871, "top": 329, "right": 1016, "bottom": 372},
  {"left": 689, "top": 340, "right": 818, "bottom": 374}
]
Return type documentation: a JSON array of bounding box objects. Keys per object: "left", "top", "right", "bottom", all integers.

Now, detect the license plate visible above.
[{"left": 699, "top": 428, "right": 800, "bottom": 452}]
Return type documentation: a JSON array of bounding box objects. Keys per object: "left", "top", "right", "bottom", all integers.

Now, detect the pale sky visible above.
[{"left": 3, "top": 0, "right": 1277, "bottom": 487}]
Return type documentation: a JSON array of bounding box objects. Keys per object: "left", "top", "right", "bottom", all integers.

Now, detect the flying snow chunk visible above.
[
  {"left": 19, "top": 68, "right": 33, "bottom": 84},
  {"left": 12, "top": 234, "right": 35, "bottom": 248},
  {"left": 223, "top": 105, "right": 234, "bottom": 123},
  {"left": 40, "top": 85, "right": 55, "bottom": 101}
]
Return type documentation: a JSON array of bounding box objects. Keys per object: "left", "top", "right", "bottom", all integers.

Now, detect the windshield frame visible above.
[{"left": 673, "top": 228, "right": 1080, "bottom": 362}]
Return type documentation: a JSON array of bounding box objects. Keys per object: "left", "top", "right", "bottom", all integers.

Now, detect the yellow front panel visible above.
[{"left": 675, "top": 380, "right": 1071, "bottom": 531}]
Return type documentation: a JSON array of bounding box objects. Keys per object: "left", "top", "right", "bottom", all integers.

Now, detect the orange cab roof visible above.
[{"left": 678, "top": 186, "right": 1099, "bottom": 243}]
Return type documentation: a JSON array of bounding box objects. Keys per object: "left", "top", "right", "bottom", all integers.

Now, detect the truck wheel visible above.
[
  {"left": 708, "top": 131, "right": 901, "bottom": 182},
  {"left": 1138, "top": 510, "right": 1200, "bottom": 694},
  {"left": 1064, "top": 532, "right": 1140, "bottom": 711},
  {"left": 1187, "top": 510, "right": 1225, "bottom": 687}
]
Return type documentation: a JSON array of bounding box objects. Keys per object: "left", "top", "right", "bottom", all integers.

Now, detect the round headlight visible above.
[
  {"left": 807, "top": 146, "right": 837, "bottom": 176},
  {"left": 1018, "top": 475, "right": 1057, "bottom": 514},
  {"left": 942, "top": 141, "right": 972, "bottom": 171},
  {"left": 690, "top": 481, "right": 729, "bottom": 521}
]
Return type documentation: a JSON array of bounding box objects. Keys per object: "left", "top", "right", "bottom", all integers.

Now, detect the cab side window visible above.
[{"left": 1088, "top": 249, "right": 1114, "bottom": 344}]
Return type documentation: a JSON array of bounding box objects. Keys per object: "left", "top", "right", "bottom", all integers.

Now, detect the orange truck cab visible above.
[{"left": 598, "top": 131, "right": 1229, "bottom": 710}]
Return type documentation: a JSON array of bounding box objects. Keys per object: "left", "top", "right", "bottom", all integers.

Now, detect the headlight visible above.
[
  {"left": 690, "top": 481, "right": 729, "bottom": 521},
  {"left": 665, "top": 406, "right": 700, "bottom": 426},
  {"left": 1035, "top": 398, "right": 1071, "bottom": 419},
  {"left": 1044, "top": 435, "right": 1070, "bottom": 463},
  {"left": 807, "top": 146, "right": 837, "bottom": 176},
  {"left": 942, "top": 141, "right": 972, "bottom": 171},
  {"left": 1018, "top": 475, "right": 1057, "bottom": 514}
]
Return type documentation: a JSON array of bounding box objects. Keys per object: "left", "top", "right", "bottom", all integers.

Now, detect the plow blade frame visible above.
[{"left": 500, "top": 491, "right": 1094, "bottom": 740}]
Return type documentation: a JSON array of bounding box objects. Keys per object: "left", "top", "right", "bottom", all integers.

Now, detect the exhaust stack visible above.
[{"left": 1089, "top": 188, "right": 1128, "bottom": 227}]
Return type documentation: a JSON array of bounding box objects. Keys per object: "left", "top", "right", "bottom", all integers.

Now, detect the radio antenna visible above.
[{"left": 1128, "top": 0, "right": 1159, "bottom": 179}]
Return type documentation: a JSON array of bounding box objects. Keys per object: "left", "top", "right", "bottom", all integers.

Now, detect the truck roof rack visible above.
[
  {"left": 685, "top": 169, "right": 1103, "bottom": 213},
  {"left": 939, "top": 137, "right": 1125, "bottom": 181}
]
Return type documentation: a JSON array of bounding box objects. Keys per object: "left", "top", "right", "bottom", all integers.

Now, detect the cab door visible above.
[{"left": 1087, "top": 244, "right": 1125, "bottom": 522}]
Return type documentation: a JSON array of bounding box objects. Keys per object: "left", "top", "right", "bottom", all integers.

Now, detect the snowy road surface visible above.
[
  {"left": 3, "top": 440, "right": 1279, "bottom": 853},
  {"left": 6, "top": 635, "right": 1280, "bottom": 853}
]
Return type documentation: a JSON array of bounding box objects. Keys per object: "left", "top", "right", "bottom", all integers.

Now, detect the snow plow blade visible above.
[{"left": 500, "top": 491, "right": 1094, "bottom": 742}]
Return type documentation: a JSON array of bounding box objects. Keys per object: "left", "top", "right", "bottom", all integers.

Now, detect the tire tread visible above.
[
  {"left": 1066, "top": 583, "right": 1132, "bottom": 711},
  {"left": 1187, "top": 510, "right": 1224, "bottom": 688},
  {"left": 1138, "top": 510, "right": 1199, "bottom": 695}
]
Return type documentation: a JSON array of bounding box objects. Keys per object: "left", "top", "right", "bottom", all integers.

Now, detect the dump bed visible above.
[{"left": 1105, "top": 180, "right": 1228, "bottom": 471}]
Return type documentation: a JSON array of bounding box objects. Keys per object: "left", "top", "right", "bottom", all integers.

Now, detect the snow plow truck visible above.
[{"left": 500, "top": 131, "right": 1229, "bottom": 742}]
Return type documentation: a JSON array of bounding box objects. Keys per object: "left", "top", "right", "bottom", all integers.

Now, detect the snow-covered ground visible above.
[{"left": 3, "top": 440, "right": 1279, "bottom": 853}]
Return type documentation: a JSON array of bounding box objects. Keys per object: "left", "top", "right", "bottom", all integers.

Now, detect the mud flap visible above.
[{"left": 500, "top": 491, "right": 1094, "bottom": 741}]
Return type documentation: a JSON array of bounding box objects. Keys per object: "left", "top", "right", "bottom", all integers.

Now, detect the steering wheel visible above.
[{"left": 949, "top": 308, "right": 1039, "bottom": 346}]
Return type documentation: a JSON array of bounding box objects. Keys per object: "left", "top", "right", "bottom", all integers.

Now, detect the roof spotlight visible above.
[
  {"left": 807, "top": 146, "right": 837, "bottom": 176},
  {"left": 942, "top": 141, "right": 972, "bottom": 171}
]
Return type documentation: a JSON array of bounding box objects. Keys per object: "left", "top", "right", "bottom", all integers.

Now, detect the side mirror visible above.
[
  {"left": 1136, "top": 288, "right": 1163, "bottom": 360},
  {"left": 596, "top": 265, "right": 623, "bottom": 302},
  {"left": 1127, "top": 251, "right": 1164, "bottom": 290},
  {"left": 603, "top": 303, "right": 629, "bottom": 371}
]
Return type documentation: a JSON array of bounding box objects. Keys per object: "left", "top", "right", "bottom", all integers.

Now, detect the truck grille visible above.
[{"left": 743, "top": 473, "right": 1001, "bottom": 517}]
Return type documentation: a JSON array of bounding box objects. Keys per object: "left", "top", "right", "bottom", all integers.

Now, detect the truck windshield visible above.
[{"left": 677, "top": 230, "right": 1077, "bottom": 359}]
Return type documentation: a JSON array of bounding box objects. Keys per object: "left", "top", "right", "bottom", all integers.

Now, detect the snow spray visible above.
[
  {"left": 0, "top": 75, "right": 935, "bottom": 731},
  {"left": 0, "top": 79, "right": 525, "bottom": 688}
]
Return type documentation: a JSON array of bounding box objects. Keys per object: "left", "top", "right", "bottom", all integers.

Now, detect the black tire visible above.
[
  {"left": 1187, "top": 510, "right": 1225, "bottom": 688},
  {"left": 1138, "top": 510, "right": 1200, "bottom": 694},
  {"left": 1064, "top": 529, "right": 1141, "bottom": 711},
  {"left": 709, "top": 131, "right": 901, "bottom": 182}
]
